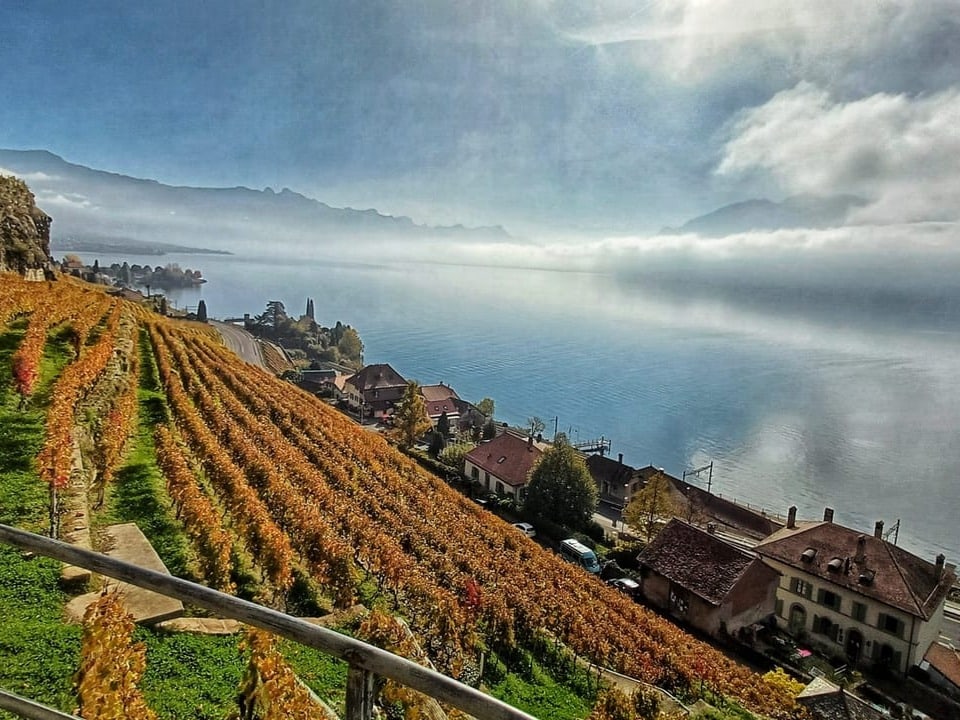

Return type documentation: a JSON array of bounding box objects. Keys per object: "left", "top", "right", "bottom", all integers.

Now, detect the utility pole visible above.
[
  {"left": 683, "top": 461, "right": 714, "bottom": 494},
  {"left": 552, "top": 416, "right": 558, "bottom": 440}
]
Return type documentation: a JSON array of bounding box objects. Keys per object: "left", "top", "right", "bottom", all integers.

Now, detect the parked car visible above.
[
  {"left": 608, "top": 577, "right": 641, "bottom": 599},
  {"left": 511, "top": 522, "right": 536, "bottom": 538}
]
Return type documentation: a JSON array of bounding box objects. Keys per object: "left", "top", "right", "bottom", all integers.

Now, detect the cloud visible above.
[
  {"left": 557, "top": 0, "right": 958, "bottom": 89},
  {"left": 0, "top": 167, "right": 59, "bottom": 183},
  {"left": 35, "top": 190, "right": 95, "bottom": 210},
  {"left": 717, "top": 83, "right": 960, "bottom": 223}
]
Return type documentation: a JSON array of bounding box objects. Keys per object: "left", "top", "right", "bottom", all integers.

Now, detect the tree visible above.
[
  {"left": 524, "top": 434, "right": 598, "bottom": 531},
  {"left": 477, "top": 397, "right": 495, "bottom": 419},
  {"left": 196, "top": 299, "right": 208, "bottom": 323},
  {"left": 158, "top": 297, "right": 167, "bottom": 316},
  {"left": 337, "top": 326, "right": 363, "bottom": 366},
  {"left": 528, "top": 415, "right": 545, "bottom": 438},
  {"left": 92, "top": 258, "right": 100, "bottom": 274},
  {"left": 623, "top": 471, "right": 677, "bottom": 540},
  {"left": 437, "top": 411, "right": 450, "bottom": 437},
  {"left": 428, "top": 430, "right": 445, "bottom": 457},
  {"left": 392, "top": 381, "right": 432, "bottom": 449},
  {"left": 255, "top": 300, "right": 288, "bottom": 339},
  {"left": 305, "top": 297, "right": 315, "bottom": 320},
  {"left": 439, "top": 442, "right": 475, "bottom": 471},
  {"left": 481, "top": 419, "right": 496, "bottom": 440}
]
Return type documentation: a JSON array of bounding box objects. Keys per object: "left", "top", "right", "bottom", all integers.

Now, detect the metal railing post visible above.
[{"left": 0, "top": 690, "right": 80, "bottom": 720}]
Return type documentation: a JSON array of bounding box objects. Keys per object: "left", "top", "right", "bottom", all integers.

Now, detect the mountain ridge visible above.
[
  {"left": 0, "top": 149, "right": 512, "bottom": 253},
  {"left": 661, "top": 193, "right": 868, "bottom": 237}
]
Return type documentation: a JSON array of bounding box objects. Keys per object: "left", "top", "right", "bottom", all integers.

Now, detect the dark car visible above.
[{"left": 608, "top": 577, "right": 641, "bottom": 600}]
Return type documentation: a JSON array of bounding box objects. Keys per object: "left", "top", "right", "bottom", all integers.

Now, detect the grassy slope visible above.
[{"left": 0, "top": 322, "right": 82, "bottom": 716}]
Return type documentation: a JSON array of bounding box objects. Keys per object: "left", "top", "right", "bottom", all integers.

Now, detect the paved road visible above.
[{"left": 210, "top": 320, "right": 264, "bottom": 367}]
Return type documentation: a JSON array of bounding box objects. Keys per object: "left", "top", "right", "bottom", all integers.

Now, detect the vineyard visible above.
[{"left": 0, "top": 274, "right": 802, "bottom": 719}]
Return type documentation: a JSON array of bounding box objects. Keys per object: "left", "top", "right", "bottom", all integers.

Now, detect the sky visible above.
[{"left": 2, "top": 1, "right": 960, "bottom": 235}]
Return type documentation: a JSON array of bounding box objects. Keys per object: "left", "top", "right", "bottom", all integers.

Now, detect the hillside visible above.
[
  {"left": 0, "top": 174, "right": 52, "bottom": 277},
  {"left": 661, "top": 194, "right": 867, "bottom": 237},
  {"left": 0, "top": 150, "right": 512, "bottom": 255},
  {"left": 0, "top": 275, "right": 802, "bottom": 720}
]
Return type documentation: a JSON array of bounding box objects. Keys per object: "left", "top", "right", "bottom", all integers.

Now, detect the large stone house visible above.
[
  {"left": 463, "top": 431, "right": 548, "bottom": 500},
  {"left": 343, "top": 363, "right": 407, "bottom": 421},
  {"left": 637, "top": 519, "right": 780, "bottom": 638},
  {"left": 755, "top": 507, "right": 956, "bottom": 675}
]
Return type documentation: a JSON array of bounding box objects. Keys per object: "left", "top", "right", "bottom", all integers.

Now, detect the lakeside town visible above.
[
  {"left": 227, "top": 291, "right": 960, "bottom": 720},
  {"left": 45, "top": 253, "right": 960, "bottom": 719}
]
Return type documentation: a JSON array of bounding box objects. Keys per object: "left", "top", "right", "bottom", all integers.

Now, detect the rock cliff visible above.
[{"left": 0, "top": 174, "right": 52, "bottom": 278}]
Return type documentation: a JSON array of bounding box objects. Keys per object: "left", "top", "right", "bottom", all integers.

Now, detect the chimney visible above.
[
  {"left": 823, "top": 507, "right": 834, "bottom": 523},
  {"left": 874, "top": 520, "right": 884, "bottom": 539},
  {"left": 855, "top": 535, "right": 866, "bottom": 563},
  {"left": 787, "top": 506, "right": 797, "bottom": 529},
  {"left": 618, "top": 453, "right": 624, "bottom": 465},
  {"left": 936, "top": 553, "right": 946, "bottom": 578}
]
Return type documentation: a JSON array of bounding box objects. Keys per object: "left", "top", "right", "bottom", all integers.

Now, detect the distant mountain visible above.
[
  {"left": 0, "top": 150, "right": 511, "bottom": 255},
  {"left": 661, "top": 194, "right": 867, "bottom": 237}
]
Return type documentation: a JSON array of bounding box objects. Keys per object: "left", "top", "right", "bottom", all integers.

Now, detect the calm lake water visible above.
[{"left": 75, "top": 252, "right": 960, "bottom": 564}]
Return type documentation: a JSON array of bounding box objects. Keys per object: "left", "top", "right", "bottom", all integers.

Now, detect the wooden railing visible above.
[{"left": 0, "top": 524, "right": 536, "bottom": 720}]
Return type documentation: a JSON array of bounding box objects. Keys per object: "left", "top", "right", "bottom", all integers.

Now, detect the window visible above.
[
  {"left": 878, "top": 613, "right": 904, "bottom": 638},
  {"left": 775, "top": 599, "right": 784, "bottom": 617},
  {"left": 789, "top": 577, "right": 813, "bottom": 599},
  {"left": 669, "top": 587, "right": 689, "bottom": 616},
  {"left": 851, "top": 601, "right": 867, "bottom": 622},
  {"left": 470, "top": 466, "right": 479, "bottom": 481},
  {"left": 495, "top": 481, "right": 504, "bottom": 495},
  {"left": 813, "top": 615, "right": 839, "bottom": 641},
  {"left": 817, "top": 588, "right": 842, "bottom": 611}
]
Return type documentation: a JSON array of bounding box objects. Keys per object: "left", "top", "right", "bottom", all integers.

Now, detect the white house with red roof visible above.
[{"left": 463, "top": 431, "right": 549, "bottom": 500}]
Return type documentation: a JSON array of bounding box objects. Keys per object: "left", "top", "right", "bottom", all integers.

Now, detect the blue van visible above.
[{"left": 559, "top": 538, "right": 601, "bottom": 574}]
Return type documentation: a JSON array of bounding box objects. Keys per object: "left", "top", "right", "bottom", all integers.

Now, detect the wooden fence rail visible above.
[{"left": 0, "top": 524, "right": 536, "bottom": 720}]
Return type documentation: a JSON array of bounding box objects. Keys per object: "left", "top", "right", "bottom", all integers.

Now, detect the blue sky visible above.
[{"left": 2, "top": 1, "right": 959, "bottom": 233}]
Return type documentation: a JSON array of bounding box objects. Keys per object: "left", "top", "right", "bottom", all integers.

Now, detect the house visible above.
[
  {"left": 586, "top": 453, "right": 642, "bottom": 507},
  {"left": 636, "top": 519, "right": 780, "bottom": 638},
  {"left": 463, "top": 431, "right": 548, "bottom": 500},
  {"left": 921, "top": 642, "right": 960, "bottom": 700},
  {"left": 343, "top": 363, "right": 407, "bottom": 421},
  {"left": 796, "top": 676, "right": 886, "bottom": 720},
  {"left": 420, "top": 383, "right": 461, "bottom": 430},
  {"left": 755, "top": 507, "right": 956, "bottom": 675}
]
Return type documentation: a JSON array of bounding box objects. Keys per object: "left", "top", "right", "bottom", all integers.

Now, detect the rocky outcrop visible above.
[{"left": 0, "top": 174, "right": 52, "bottom": 278}]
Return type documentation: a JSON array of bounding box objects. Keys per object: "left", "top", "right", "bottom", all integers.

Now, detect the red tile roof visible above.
[
  {"left": 421, "top": 383, "right": 460, "bottom": 403},
  {"left": 925, "top": 642, "right": 960, "bottom": 689},
  {"left": 638, "top": 519, "right": 770, "bottom": 606},
  {"left": 755, "top": 521, "right": 956, "bottom": 619},
  {"left": 465, "top": 432, "right": 543, "bottom": 487},
  {"left": 346, "top": 363, "right": 407, "bottom": 392}
]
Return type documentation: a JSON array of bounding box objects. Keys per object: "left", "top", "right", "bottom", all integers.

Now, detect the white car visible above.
[{"left": 512, "top": 522, "right": 536, "bottom": 538}]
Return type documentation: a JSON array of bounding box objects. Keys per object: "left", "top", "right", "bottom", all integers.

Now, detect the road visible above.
[{"left": 210, "top": 320, "right": 264, "bottom": 367}]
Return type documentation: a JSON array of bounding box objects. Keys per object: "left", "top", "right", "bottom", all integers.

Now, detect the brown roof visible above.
[
  {"left": 925, "top": 642, "right": 960, "bottom": 689},
  {"left": 346, "top": 363, "right": 407, "bottom": 392},
  {"left": 637, "top": 519, "right": 767, "bottom": 606},
  {"left": 421, "top": 383, "right": 460, "bottom": 403},
  {"left": 797, "top": 677, "right": 885, "bottom": 720},
  {"left": 465, "top": 432, "right": 544, "bottom": 487},
  {"left": 586, "top": 454, "right": 635, "bottom": 488},
  {"left": 755, "top": 521, "right": 956, "bottom": 620},
  {"left": 420, "top": 385, "right": 460, "bottom": 419}
]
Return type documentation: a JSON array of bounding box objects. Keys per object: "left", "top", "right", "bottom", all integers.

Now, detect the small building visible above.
[
  {"left": 755, "top": 507, "right": 956, "bottom": 675},
  {"left": 586, "top": 453, "right": 642, "bottom": 507},
  {"left": 637, "top": 518, "right": 780, "bottom": 638},
  {"left": 922, "top": 642, "right": 960, "bottom": 700},
  {"left": 420, "top": 383, "right": 461, "bottom": 430},
  {"left": 796, "top": 676, "right": 886, "bottom": 720},
  {"left": 344, "top": 363, "right": 407, "bottom": 421},
  {"left": 463, "top": 431, "right": 547, "bottom": 500}
]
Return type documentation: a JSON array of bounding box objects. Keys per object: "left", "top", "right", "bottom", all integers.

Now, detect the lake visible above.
[{"left": 74, "top": 251, "right": 960, "bottom": 564}]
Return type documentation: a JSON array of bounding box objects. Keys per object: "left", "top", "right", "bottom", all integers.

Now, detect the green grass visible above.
[
  {"left": 95, "top": 331, "right": 194, "bottom": 579},
  {"left": 0, "top": 322, "right": 83, "bottom": 717},
  {"left": 484, "top": 650, "right": 594, "bottom": 720}
]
